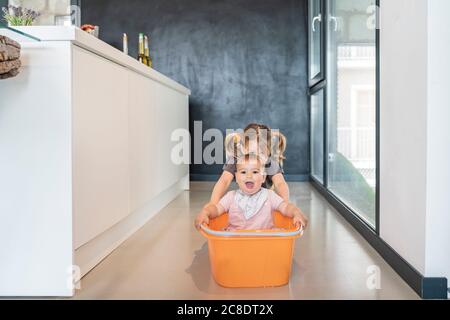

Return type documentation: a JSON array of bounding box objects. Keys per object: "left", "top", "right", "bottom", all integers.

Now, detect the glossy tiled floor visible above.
[{"left": 72, "top": 182, "right": 419, "bottom": 300}]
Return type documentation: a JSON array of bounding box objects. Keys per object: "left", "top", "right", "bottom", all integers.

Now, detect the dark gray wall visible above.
[{"left": 82, "top": 0, "right": 310, "bottom": 180}]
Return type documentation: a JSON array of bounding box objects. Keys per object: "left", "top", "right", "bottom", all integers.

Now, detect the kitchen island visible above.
[{"left": 0, "top": 26, "right": 190, "bottom": 297}]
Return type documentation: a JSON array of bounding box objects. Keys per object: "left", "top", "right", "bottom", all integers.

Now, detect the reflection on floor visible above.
[{"left": 72, "top": 182, "right": 418, "bottom": 300}]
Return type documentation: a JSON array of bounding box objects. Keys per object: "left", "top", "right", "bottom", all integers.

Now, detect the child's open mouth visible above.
[{"left": 245, "top": 182, "right": 255, "bottom": 189}]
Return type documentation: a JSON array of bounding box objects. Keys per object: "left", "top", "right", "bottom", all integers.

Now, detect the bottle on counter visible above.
[
  {"left": 138, "top": 33, "right": 146, "bottom": 64},
  {"left": 144, "top": 35, "right": 153, "bottom": 68},
  {"left": 123, "top": 33, "right": 128, "bottom": 55}
]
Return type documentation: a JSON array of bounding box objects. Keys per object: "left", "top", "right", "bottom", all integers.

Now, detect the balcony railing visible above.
[
  {"left": 337, "top": 127, "right": 376, "bottom": 161},
  {"left": 338, "top": 45, "right": 375, "bottom": 60}
]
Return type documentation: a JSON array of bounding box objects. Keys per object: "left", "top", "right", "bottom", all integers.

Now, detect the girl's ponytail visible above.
[
  {"left": 271, "top": 131, "right": 287, "bottom": 168},
  {"left": 225, "top": 132, "right": 244, "bottom": 159}
]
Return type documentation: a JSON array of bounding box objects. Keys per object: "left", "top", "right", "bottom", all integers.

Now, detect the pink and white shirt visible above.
[{"left": 219, "top": 188, "right": 285, "bottom": 231}]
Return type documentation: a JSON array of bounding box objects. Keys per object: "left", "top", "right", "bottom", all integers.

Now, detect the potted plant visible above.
[{"left": 2, "top": 5, "right": 40, "bottom": 26}]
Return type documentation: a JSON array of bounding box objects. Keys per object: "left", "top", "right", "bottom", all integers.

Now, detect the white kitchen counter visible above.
[
  {"left": 0, "top": 26, "right": 190, "bottom": 297},
  {"left": 12, "top": 26, "right": 190, "bottom": 95}
]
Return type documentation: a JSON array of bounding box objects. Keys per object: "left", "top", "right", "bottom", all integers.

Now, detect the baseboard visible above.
[
  {"left": 310, "top": 178, "right": 448, "bottom": 300},
  {"left": 74, "top": 174, "right": 189, "bottom": 279},
  {"left": 283, "top": 174, "right": 310, "bottom": 182},
  {"left": 190, "top": 174, "right": 309, "bottom": 182},
  {"left": 190, "top": 174, "right": 220, "bottom": 181}
]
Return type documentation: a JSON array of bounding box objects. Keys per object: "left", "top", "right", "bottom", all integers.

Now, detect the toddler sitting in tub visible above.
[{"left": 195, "top": 154, "right": 308, "bottom": 231}]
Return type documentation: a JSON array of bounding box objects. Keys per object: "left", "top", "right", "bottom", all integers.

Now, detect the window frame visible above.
[
  {"left": 308, "top": 0, "right": 326, "bottom": 87},
  {"left": 309, "top": 82, "right": 327, "bottom": 184},
  {"left": 308, "top": 0, "right": 380, "bottom": 234}
]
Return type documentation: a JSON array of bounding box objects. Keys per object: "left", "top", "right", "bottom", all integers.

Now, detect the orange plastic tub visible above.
[{"left": 200, "top": 211, "right": 303, "bottom": 288}]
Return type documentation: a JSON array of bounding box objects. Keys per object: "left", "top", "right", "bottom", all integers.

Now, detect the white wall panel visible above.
[{"left": 72, "top": 45, "right": 131, "bottom": 249}]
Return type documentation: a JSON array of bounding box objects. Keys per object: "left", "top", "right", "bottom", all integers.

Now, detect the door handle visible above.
[
  {"left": 329, "top": 15, "right": 339, "bottom": 32},
  {"left": 312, "top": 13, "right": 322, "bottom": 32}
]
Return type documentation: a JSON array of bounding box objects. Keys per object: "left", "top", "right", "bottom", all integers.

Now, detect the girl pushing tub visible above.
[{"left": 195, "top": 123, "right": 308, "bottom": 231}]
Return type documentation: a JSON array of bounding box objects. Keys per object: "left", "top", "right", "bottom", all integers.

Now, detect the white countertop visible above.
[{"left": 11, "top": 26, "right": 191, "bottom": 96}]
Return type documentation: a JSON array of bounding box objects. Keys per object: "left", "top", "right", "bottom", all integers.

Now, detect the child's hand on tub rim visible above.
[
  {"left": 194, "top": 210, "right": 210, "bottom": 230},
  {"left": 293, "top": 211, "right": 308, "bottom": 230},
  {"left": 277, "top": 202, "right": 309, "bottom": 230},
  {"left": 195, "top": 203, "right": 223, "bottom": 230}
]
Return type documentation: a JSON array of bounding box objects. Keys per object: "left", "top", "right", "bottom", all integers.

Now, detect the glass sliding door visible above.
[
  {"left": 310, "top": 88, "right": 325, "bottom": 183},
  {"left": 326, "top": 0, "right": 377, "bottom": 227},
  {"left": 308, "top": 0, "right": 324, "bottom": 86}
]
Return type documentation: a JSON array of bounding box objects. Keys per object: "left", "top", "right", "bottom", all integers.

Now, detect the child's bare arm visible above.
[
  {"left": 272, "top": 173, "right": 290, "bottom": 202},
  {"left": 194, "top": 203, "right": 226, "bottom": 230},
  {"left": 209, "top": 171, "right": 234, "bottom": 205},
  {"left": 277, "top": 202, "right": 309, "bottom": 229}
]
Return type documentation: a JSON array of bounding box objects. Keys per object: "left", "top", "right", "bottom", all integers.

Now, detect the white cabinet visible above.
[
  {"left": 0, "top": 27, "right": 190, "bottom": 297},
  {"left": 128, "top": 72, "right": 189, "bottom": 213},
  {"left": 128, "top": 72, "right": 163, "bottom": 212},
  {"left": 0, "top": 42, "right": 74, "bottom": 297},
  {"left": 72, "top": 46, "right": 131, "bottom": 249}
]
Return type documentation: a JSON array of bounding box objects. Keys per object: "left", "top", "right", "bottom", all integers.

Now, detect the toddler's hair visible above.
[
  {"left": 236, "top": 153, "right": 266, "bottom": 173},
  {"left": 225, "top": 132, "right": 244, "bottom": 159},
  {"left": 271, "top": 131, "right": 287, "bottom": 168}
]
